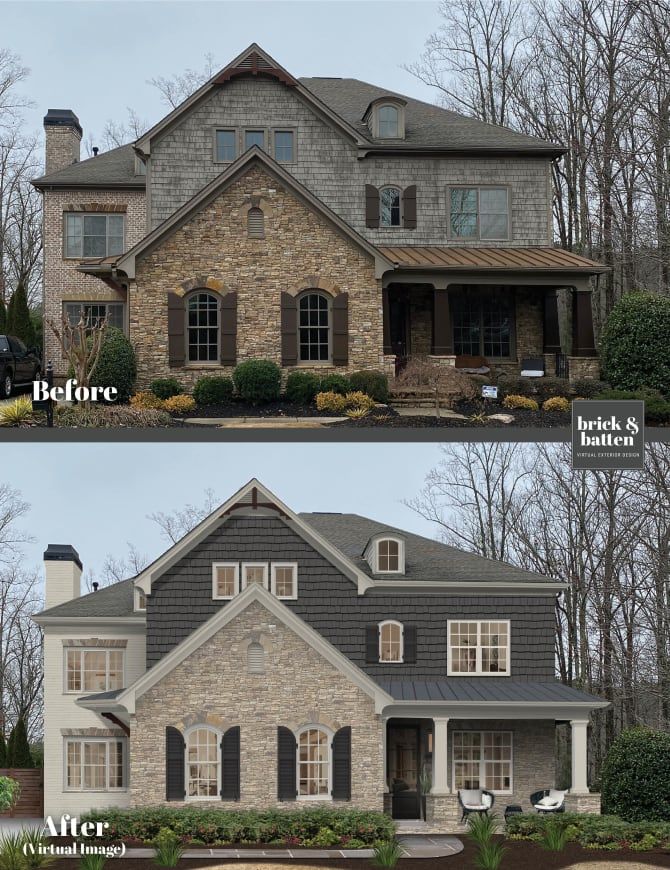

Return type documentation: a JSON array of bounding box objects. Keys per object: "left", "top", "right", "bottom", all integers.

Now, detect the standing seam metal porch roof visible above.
[
  {"left": 378, "top": 245, "right": 608, "bottom": 273},
  {"left": 379, "top": 679, "right": 603, "bottom": 704}
]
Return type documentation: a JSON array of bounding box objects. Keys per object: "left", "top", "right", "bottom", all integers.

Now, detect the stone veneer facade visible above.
[{"left": 130, "top": 599, "right": 384, "bottom": 810}]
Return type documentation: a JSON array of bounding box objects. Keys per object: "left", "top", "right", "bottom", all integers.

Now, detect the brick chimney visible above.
[
  {"left": 43, "top": 109, "right": 82, "bottom": 175},
  {"left": 43, "top": 544, "right": 82, "bottom": 609}
]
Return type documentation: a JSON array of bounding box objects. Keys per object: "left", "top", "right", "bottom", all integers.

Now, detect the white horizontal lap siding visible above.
[{"left": 43, "top": 624, "right": 145, "bottom": 817}]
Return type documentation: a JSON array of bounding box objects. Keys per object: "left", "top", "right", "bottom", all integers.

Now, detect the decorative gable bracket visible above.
[{"left": 212, "top": 51, "right": 298, "bottom": 87}]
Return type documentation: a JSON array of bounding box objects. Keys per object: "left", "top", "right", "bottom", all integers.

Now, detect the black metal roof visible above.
[{"left": 378, "top": 679, "right": 601, "bottom": 704}]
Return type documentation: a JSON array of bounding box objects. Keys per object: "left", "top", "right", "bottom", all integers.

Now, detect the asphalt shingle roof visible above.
[
  {"left": 39, "top": 577, "right": 136, "bottom": 618},
  {"left": 378, "top": 679, "right": 602, "bottom": 704},
  {"left": 32, "top": 143, "right": 144, "bottom": 188}
]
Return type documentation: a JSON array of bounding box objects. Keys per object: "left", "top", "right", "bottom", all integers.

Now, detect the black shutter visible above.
[
  {"left": 221, "top": 726, "right": 240, "bottom": 800},
  {"left": 365, "top": 185, "right": 380, "bottom": 228},
  {"left": 332, "top": 726, "right": 351, "bottom": 801},
  {"left": 404, "top": 625, "right": 417, "bottom": 664},
  {"left": 165, "top": 726, "right": 185, "bottom": 800},
  {"left": 220, "top": 291, "right": 237, "bottom": 366},
  {"left": 281, "top": 292, "right": 298, "bottom": 366},
  {"left": 365, "top": 625, "right": 379, "bottom": 663},
  {"left": 277, "top": 726, "right": 297, "bottom": 801},
  {"left": 403, "top": 185, "right": 417, "bottom": 229},
  {"left": 167, "top": 293, "right": 185, "bottom": 368},
  {"left": 332, "top": 293, "right": 349, "bottom": 366}
]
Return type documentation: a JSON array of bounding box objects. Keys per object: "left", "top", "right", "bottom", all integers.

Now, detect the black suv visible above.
[{"left": 0, "top": 335, "right": 42, "bottom": 399}]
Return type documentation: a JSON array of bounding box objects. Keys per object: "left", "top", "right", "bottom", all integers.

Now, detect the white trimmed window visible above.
[
  {"left": 135, "top": 588, "right": 146, "bottom": 611},
  {"left": 65, "top": 649, "right": 124, "bottom": 693},
  {"left": 379, "top": 620, "right": 404, "bottom": 663},
  {"left": 452, "top": 731, "right": 512, "bottom": 793},
  {"left": 447, "top": 621, "right": 510, "bottom": 675},
  {"left": 297, "top": 726, "right": 331, "bottom": 799},
  {"left": 241, "top": 562, "right": 268, "bottom": 590},
  {"left": 376, "top": 538, "right": 403, "bottom": 573},
  {"left": 65, "top": 738, "right": 126, "bottom": 791},
  {"left": 271, "top": 563, "right": 298, "bottom": 599},
  {"left": 212, "top": 563, "right": 240, "bottom": 599},
  {"left": 186, "top": 727, "right": 220, "bottom": 799}
]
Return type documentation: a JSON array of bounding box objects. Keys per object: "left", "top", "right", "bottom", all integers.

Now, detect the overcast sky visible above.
[
  {"left": 6, "top": 1, "right": 440, "bottom": 150},
  {"left": 3, "top": 442, "right": 444, "bottom": 590}
]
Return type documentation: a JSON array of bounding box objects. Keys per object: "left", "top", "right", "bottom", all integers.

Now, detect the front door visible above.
[{"left": 388, "top": 724, "right": 420, "bottom": 819}]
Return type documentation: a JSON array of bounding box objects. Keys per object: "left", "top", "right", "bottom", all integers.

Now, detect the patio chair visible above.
[
  {"left": 530, "top": 788, "right": 567, "bottom": 813},
  {"left": 520, "top": 357, "right": 546, "bottom": 377},
  {"left": 458, "top": 788, "right": 495, "bottom": 823}
]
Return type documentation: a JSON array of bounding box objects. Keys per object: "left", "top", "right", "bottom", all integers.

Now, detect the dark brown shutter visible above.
[
  {"left": 165, "top": 726, "right": 185, "bottom": 800},
  {"left": 332, "top": 293, "right": 349, "bottom": 366},
  {"left": 281, "top": 292, "right": 298, "bottom": 366},
  {"left": 365, "top": 185, "right": 380, "bottom": 228},
  {"left": 277, "top": 726, "right": 297, "bottom": 800},
  {"left": 403, "top": 185, "right": 417, "bottom": 229},
  {"left": 220, "top": 291, "right": 237, "bottom": 366},
  {"left": 221, "top": 726, "right": 240, "bottom": 800},
  {"left": 404, "top": 625, "right": 417, "bottom": 664},
  {"left": 366, "top": 625, "right": 379, "bottom": 663},
  {"left": 332, "top": 726, "right": 352, "bottom": 801},
  {"left": 167, "top": 294, "right": 185, "bottom": 368}
]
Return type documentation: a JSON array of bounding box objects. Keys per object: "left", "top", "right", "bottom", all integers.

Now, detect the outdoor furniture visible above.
[
  {"left": 530, "top": 788, "right": 567, "bottom": 813},
  {"left": 455, "top": 354, "right": 491, "bottom": 375},
  {"left": 520, "top": 357, "right": 546, "bottom": 377},
  {"left": 504, "top": 804, "right": 523, "bottom": 822},
  {"left": 458, "top": 788, "right": 495, "bottom": 822}
]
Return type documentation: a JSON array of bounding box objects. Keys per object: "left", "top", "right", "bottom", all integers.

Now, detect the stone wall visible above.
[
  {"left": 131, "top": 599, "right": 384, "bottom": 810},
  {"left": 565, "top": 793, "right": 602, "bottom": 813}
]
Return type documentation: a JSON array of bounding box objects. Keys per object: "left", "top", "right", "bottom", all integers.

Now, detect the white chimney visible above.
[{"left": 43, "top": 544, "right": 82, "bottom": 609}]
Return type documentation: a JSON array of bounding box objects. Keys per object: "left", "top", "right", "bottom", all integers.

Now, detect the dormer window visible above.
[
  {"left": 378, "top": 539, "right": 400, "bottom": 571},
  {"left": 135, "top": 588, "right": 146, "bottom": 611},
  {"left": 364, "top": 97, "right": 407, "bottom": 140},
  {"left": 378, "top": 105, "right": 399, "bottom": 138}
]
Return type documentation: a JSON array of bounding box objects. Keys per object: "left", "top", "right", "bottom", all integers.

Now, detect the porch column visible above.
[
  {"left": 543, "top": 289, "right": 562, "bottom": 353},
  {"left": 382, "top": 717, "right": 389, "bottom": 792},
  {"left": 432, "top": 289, "right": 453, "bottom": 355},
  {"left": 431, "top": 717, "right": 450, "bottom": 794},
  {"left": 571, "top": 290, "right": 597, "bottom": 357},
  {"left": 570, "top": 719, "right": 589, "bottom": 794},
  {"left": 382, "top": 287, "right": 392, "bottom": 354}
]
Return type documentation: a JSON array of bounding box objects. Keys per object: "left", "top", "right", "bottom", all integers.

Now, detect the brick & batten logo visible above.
[{"left": 571, "top": 400, "right": 645, "bottom": 470}]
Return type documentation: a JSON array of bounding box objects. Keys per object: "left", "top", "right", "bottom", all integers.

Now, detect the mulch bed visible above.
[
  {"left": 332, "top": 403, "right": 571, "bottom": 428},
  {"left": 176, "top": 402, "right": 337, "bottom": 419}
]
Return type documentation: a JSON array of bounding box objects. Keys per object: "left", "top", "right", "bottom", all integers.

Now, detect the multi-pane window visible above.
[
  {"left": 274, "top": 131, "right": 294, "bottom": 162},
  {"left": 452, "top": 290, "right": 513, "bottom": 358},
  {"left": 378, "top": 105, "right": 399, "bottom": 138},
  {"left": 213, "top": 563, "right": 239, "bottom": 599},
  {"left": 448, "top": 621, "right": 510, "bottom": 675},
  {"left": 449, "top": 187, "right": 509, "bottom": 240},
  {"left": 298, "top": 293, "right": 330, "bottom": 362},
  {"left": 380, "top": 187, "right": 401, "bottom": 227},
  {"left": 64, "top": 213, "right": 124, "bottom": 258},
  {"left": 64, "top": 302, "right": 124, "bottom": 331},
  {"left": 66, "top": 739, "right": 126, "bottom": 790},
  {"left": 379, "top": 620, "right": 403, "bottom": 662},
  {"left": 377, "top": 539, "right": 400, "bottom": 572},
  {"left": 298, "top": 728, "right": 330, "bottom": 798},
  {"left": 244, "top": 130, "right": 265, "bottom": 150},
  {"left": 66, "top": 649, "right": 124, "bottom": 692},
  {"left": 187, "top": 728, "right": 219, "bottom": 798},
  {"left": 187, "top": 292, "right": 219, "bottom": 362},
  {"left": 272, "top": 564, "right": 297, "bottom": 599},
  {"left": 242, "top": 563, "right": 268, "bottom": 589},
  {"left": 216, "top": 130, "right": 236, "bottom": 161},
  {"left": 453, "top": 732, "right": 512, "bottom": 792}
]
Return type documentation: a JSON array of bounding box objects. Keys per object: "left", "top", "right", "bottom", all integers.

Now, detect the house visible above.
[
  {"left": 34, "top": 479, "right": 606, "bottom": 830},
  {"left": 33, "top": 44, "right": 607, "bottom": 389}
]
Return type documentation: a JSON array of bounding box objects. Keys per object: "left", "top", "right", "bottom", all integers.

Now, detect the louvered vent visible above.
[
  {"left": 247, "top": 641, "right": 265, "bottom": 674},
  {"left": 239, "top": 54, "right": 272, "bottom": 69},
  {"left": 247, "top": 207, "right": 265, "bottom": 238}
]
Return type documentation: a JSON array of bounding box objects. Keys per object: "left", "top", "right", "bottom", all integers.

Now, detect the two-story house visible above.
[
  {"left": 34, "top": 479, "right": 606, "bottom": 830},
  {"left": 33, "top": 43, "right": 606, "bottom": 389}
]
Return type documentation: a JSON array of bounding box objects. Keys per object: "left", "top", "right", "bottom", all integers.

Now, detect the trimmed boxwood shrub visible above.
[
  {"left": 601, "top": 727, "right": 670, "bottom": 821},
  {"left": 284, "top": 371, "right": 320, "bottom": 405},
  {"left": 601, "top": 291, "right": 670, "bottom": 395},
  {"left": 193, "top": 376, "right": 234, "bottom": 406},
  {"left": 318, "top": 373, "right": 351, "bottom": 395},
  {"left": 0, "top": 777, "right": 20, "bottom": 813},
  {"left": 571, "top": 378, "right": 611, "bottom": 399},
  {"left": 349, "top": 371, "right": 389, "bottom": 403},
  {"left": 233, "top": 360, "right": 281, "bottom": 404},
  {"left": 506, "top": 811, "right": 670, "bottom": 851},
  {"left": 150, "top": 378, "right": 183, "bottom": 400},
  {"left": 593, "top": 388, "right": 670, "bottom": 424},
  {"left": 89, "top": 327, "right": 137, "bottom": 403}
]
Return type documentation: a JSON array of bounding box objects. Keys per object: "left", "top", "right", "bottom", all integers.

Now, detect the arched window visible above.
[
  {"left": 380, "top": 187, "right": 401, "bottom": 227},
  {"left": 187, "top": 292, "right": 219, "bottom": 363},
  {"left": 298, "top": 292, "right": 330, "bottom": 362},
  {"left": 379, "top": 620, "right": 404, "bottom": 663},
  {"left": 297, "top": 726, "right": 331, "bottom": 798},
  {"left": 186, "top": 727, "right": 219, "bottom": 798},
  {"left": 377, "top": 538, "right": 401, "bottom": 572},
  {"left": 247, "top": 207, "right": 265, "bottom": 238},
  {"left": 247, "top": 641, "right": 265, "bottom": 674},
  {"left": 378, "top": 105, "right": 399, "bottom": 138}
]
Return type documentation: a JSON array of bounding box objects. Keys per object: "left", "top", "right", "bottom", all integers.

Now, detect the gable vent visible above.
[
  {"left": 247, "top": 641, "right": 265, "bottom": 674},
  {"left": 239, "top": 54, "right": 272, "bottom": 70},
  {"left": 248, "top": 207, "right": 265, "bottom": 238}
]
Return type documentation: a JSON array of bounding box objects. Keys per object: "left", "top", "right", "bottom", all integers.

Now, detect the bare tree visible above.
[
  {"left": 148, "top": 488, "right": 218, "bottom": 543},
  {"left": 149, "top": 53, "right": 218, "bottom": 110},
  {"left": 48, "top": 310, "right": 107, "bottom": 392}
]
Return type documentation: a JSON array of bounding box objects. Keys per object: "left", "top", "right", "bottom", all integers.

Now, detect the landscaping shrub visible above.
[
  {"left": 571, "top": 378, "right": 611, "bottom": 399},
  {"left": 130, "top": 391, "right": 165, "bottom": 410},
  {"left": 602, "top": 727, "right": 670, "bottom": 821},
  {"left": 0, "top": 397, "right": 35, "bottom": 427},
  {"left": 542, "top": 396, "right": 570, "bottom": 412},
  {"left": 497, "top": 375, "right": 538, "bottom": 398},
  {"left": 284, "top": 371, "right": 320, "bottom": 405},
  {"left": 371, "top": 840, "right": 402, "bottom": 867},
  {"left": 601, "top": 290, "right": 670, "bottom": 394},
  {"left": 541, "top": 819, "right": 569, "bottom": 851},
  {"left": 89, "top": 327, "right": 137, "bottom": 403},
  {"left": 316, "top": 391, "right": 347, "bottom": 414},
  {"left": 506, "top": 812, "right": 670, "bottom": 851},
  {"left": 503, "top": 394, "right": 539, "bottom": 411},
  {"left": 79, "top": 856, "right": 106, "bottom": 870},
  {"left": 349, "top": 370, "right": 389, "bottom": 403},
  {"left": 21, "top": 829, "right": 55, "bottom": 870},
  {"left": 193, "top": 375, "right": 234, "bottom": 406},
  {"left": 162, "top": 395, "right": 196, "bottom": 414},
  {"left": 149, "top": 378, "right": 183, "bottom": 400},
  {"left": 152, "top": 828, "right": 183, "bottom": 867},
  {"left": 395, "top": 357, "right": 478, "bottom": 408},
  {"left": 56, "top": 406, "right": 171, "bottom": 428},
  {"left": 468, "top": 813, "right": 505, "bottom": 870},
  {"left": 592, "top": 388, "right": 670, "bottom": 424},
  {"left": 233, "top": 360, "right": 281, "bottom": 404},
  {"left": 535, "top": 377, "right": 570, "bottom": 400},
  {"left": 0, "top": 778, "right": 19, "bottom": 813},
  {"left": 0, "top": 832, "right": 28, "bottom": 870},
  {"left": 318, "top": 373, "right": 351, "bottom": 395}
]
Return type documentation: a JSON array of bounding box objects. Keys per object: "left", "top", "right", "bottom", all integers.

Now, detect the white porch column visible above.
[
  {"left": 382, "top": 718, "right": 389, "bottom": 792},
  {"left": 570, "top": 719, "right": 589, "bottom": 794},
  {"left": 431, "top": 717, "right": 450, "bottom": 794}
]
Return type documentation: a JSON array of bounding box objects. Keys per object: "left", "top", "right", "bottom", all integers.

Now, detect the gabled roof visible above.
[
  {"left": 34, "top": 577, "right": 137, "bottom": 620},
  {"left": 32, "top": 144, "right": 144, "bottom": 190}
]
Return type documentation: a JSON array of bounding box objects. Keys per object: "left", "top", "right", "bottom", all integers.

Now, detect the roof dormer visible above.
[
  {"left": 365, "top": 534, "right": 406, "bottom": 575},
  {"left": 363, "top": 96, "right": 407, "bottom": 140}
]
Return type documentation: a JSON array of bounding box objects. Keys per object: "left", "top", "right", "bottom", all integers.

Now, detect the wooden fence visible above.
[{"left": 0, "top": 769, "right": 43, "bottom": 817}]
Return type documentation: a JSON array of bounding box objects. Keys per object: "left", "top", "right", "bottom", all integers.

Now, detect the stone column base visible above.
[
  {"left": 564, "top": 792, "right": 602, "bottom": 814},
  {"left": 569, "top": 357, "right": 601, "bottom": 382},
  {"left": 383, "top": 354, "right": 397, "bottom": 380},
  {"left": 425, "top": 793, "right": 461, "bottom": 830},
  {"left": 428, "top": 355, "right": 457, "bottom": 368},
  {"left": 383, "top": 792, "right": 392, "bottom": 816},
  {"left": 543, "top": 353, "right": 558, "bottom": 377}
]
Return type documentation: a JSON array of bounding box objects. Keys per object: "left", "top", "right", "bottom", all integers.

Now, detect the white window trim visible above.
[
  {"left": 452, "top": 730, "right": 514, "bottom": 795},
  {"left": 212, "top": 562, "right": 240, "bottom": 600},
  {"left": 184, "top": 725, "right": 221, "bottom": 802},
  {"left": 295, "top": 724, "right": 333, "bottom": 801},
  {"left": 447, "top": 620, "right": 511, "bottom": 677},
  {"left": 369, "top": 536, "right": 405, "bottom": 574},
  {"left": 63, "top": 647, "right": 125, "bottom": 694},
  {"left": 135, "top": 588, "right": 146, "bottom": 612},
  {"left": 63, "top": 737, "right": 128, "bottom": 792},
  {"left": 378, "top": 619, "right": 404, "bottom": 664},
  {"left": 270, "top": 562, "right": 298, "bottom": 600},
  {"left": 241, "top": 562, "right": 269, "bottom": 590}
]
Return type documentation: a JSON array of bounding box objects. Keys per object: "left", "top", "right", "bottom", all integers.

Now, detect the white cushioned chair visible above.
[
  {"left": 531, "top": 788, "right": 567, "bottom": 813},
  {"left": 458, "top": 788, "right": 495, "bottom": 822}
]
